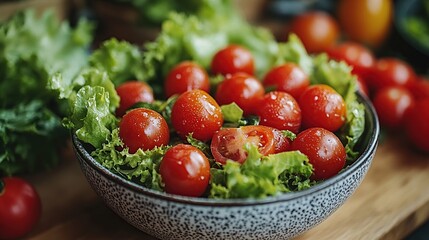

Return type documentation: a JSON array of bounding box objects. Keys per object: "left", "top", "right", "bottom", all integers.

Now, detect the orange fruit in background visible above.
[{"left": 337, "top": 0, "right": 393, "bottom": 47}]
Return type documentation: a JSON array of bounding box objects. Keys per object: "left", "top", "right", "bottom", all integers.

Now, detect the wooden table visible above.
[{"left": 25, "top": 136, "right": 429, "bottom": 239}]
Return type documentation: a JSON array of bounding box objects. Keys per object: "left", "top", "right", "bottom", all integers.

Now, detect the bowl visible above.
[{"left": 72, "top": 93, "right": 379, "bottom": 240}]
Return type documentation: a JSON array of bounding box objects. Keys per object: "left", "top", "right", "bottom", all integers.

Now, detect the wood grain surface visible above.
[{"left": 25, "top": 136, "right": 429, "bottom": 240}]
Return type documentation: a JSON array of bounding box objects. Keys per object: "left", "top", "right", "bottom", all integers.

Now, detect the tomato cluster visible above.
[
  {"left": 116, "top": 45, "right": 350, "bottom": 197},
  {"left": 287, "top": 0, "right": 392, "bottom": 53},
  {"left": 287, "top": 4, "right": 429, "bottom": 153},
  {"left": 326, "top": 42, "right": 429, "bottom": 153}
]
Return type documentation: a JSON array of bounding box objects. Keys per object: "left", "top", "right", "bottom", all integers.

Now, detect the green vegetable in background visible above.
[
  {"left": 0, "top": 101, "right": 66, "bottom": 175},
  {"left": 0, "top": 10, "right": 93, "bottom": 175},
  {"left": 402, "top": 0, "right": 429, "bottom": 50}
]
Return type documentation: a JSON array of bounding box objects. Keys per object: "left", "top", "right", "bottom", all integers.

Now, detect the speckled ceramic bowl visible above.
[{"left": 72, "top": 93, "right": 379, "bottom": 240}]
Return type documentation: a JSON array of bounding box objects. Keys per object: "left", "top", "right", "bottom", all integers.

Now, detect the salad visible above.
[{"left": 53, "top": 1, "right": 365, "bottom": 199}]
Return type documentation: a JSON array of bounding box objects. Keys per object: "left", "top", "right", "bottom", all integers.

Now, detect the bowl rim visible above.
[{"left": 72, "top": 93, "right": 380, "bottom": 207}]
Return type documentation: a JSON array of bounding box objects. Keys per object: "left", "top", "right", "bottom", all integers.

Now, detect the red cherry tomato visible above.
[
  {"left": 0, "top": 177, "right": 41, "bottom": 239},
  {"left": 289, "top": 11, "right": 340, "bottom": 53},
  {"left": 257, "top": 91, "right": 302, "bottom": 133},
  {"left": 405, "top": 99, "right": 429, "bottom": 152},
  {"left": 410, "top": 77, "right": 429, "bottom": 101},
  {"left": 171, "top": 90, "right": 223, "bottom": 141},
  {"left": 326, "top": 42, "right": 375, "bottom": 81},
  {"left": 368, "top": 58, "right": 417, "bottom": 92},
  {"left": 115, "top": 81, "right": 154, "bottom": 117},
  {"left": 271, "top": 128, "right": 291, "bottom": 153},
  {"left": 373, "top": 86, "right": 415, "bottom": 129},
  {"left": 119, "top": 108, "right": 170, "bottom": 153},
  {"left": 299, "top": 84, "right": 346, "bottom": 132},
  {"left": 164, "top": 61, "right": 210, "bottom": 98},
  {"left": 211, "top": 45, "right": 255, "bottom": 76},
  {"left": 211, "top": 125, "right": 275, "bottom": 164},
  {"left": 291, "top": 128, "right": 346, "bottom": 180},
  {"left": 159, "top": 144, "right": 210, "bottom": 197},
  {"left": 263, "top": 63, "right": 310, "bottom": 99},
  {"left": 215, "top": 73, "right": 264, "bottom": 115}
]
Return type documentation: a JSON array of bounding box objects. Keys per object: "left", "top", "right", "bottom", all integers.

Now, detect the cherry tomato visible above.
[
  {"left": 405, "top": 99, "right": 429, "bottom": 152},
  {"left": 410, "top": 77, "right": 429, "bottom": 101},
  {"left": 215, "top": 73, "right": 264, "bottom": 115},
  {"left": 0, "top": 177, "right": 41, "bottom": 239},
  {"left": 373, "top": 86, "right": 415, "bottom": 129},
  {"left": 271, "top": 128, "right": 291, "bottom": 153},
  {"left": 211, "top": 125, "right": 275, "bottom": 164},
  {"left": 338, "top": 0, "right": 392, "bottom": 47},
  {"left": 299, "top": 84, "right": 346, "bottom": 132},
  {"left": 171, "top": 90, "right": 223, "bottom": 142},
  {"left": 211, "top": 45, "right": 255, "bottom": 76},
  {"left": 263, "top": 63, "right": 310, "bottom": 99},
  {"left": 289, "top": 11, "right": 340, "bottom": 53},
  {"left": 119, "top": 108, "right": 170, "bottom": 153},
  {"left": 326, "top": 42, "right": 375, "bottom": 81},
  {"left": 257, "top": 91, "right": 301, "bottom": 133},
  {"left": 368, "top": 58, "right": 417, "bottom": 92},
  {"left": 164, "top": 61, "right": 210, "bottom": 98},
  {"left": 159, "top": 144, "right": 210, "bottom": 197},
  {"left": 291, "top": 128, "right": 346, "bottom": 180},
  {"left": 116, "top": 81, "right": 154, "bottom": 117}
]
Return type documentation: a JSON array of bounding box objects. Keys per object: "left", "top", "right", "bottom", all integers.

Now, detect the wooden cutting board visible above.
[{"left": 25, "top": 136, "right": 429, "bottom": 239}]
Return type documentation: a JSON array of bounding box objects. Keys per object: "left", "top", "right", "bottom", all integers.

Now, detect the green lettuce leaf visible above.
[
  {"left": 91, "top": 128, "right": 169, "bottom": 190},
  {"left": 278, "top": 34, "right": 314, "bottom": 74},
  {"left": 66, "top": 85, "right": 118, "bottom": 149},
  {"left": 89, "top": 39, "right": 145, "bottom": 85},
  {"left": 221, "top": 103, "right": 244, "bottom": 123},
  {"left": 209, "top": 144, "right": 314, "bottom": 199}
]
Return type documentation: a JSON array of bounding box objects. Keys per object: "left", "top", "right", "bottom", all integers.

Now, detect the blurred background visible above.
[{"left": 1, "top": 0, "right": 428, "bottom": 74}]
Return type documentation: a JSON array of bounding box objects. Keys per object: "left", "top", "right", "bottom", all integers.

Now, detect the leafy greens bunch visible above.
[{"left": 0, "top": 10, "right": 93, "bottom": 175}]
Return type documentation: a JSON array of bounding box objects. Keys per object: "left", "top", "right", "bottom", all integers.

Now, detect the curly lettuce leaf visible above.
[
  {"left": 209, "top": 144, "right": 314, "bottom": 199},
  {"left": 278, "top": 34, "right": 314, "bottom": 74},
  {"left": 89, "top": 39, "right": 145, "bottom": 85},
  {"left": 66, "top": 85, "right": 118, "bottom": 148},
  {"left": 91, "top": 128, "right": 169, "bottom": 190}
]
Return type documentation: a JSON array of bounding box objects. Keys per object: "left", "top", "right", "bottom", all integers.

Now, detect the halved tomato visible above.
[{"left": 210, "top": 125, "right": 275, "bottom": 164}]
